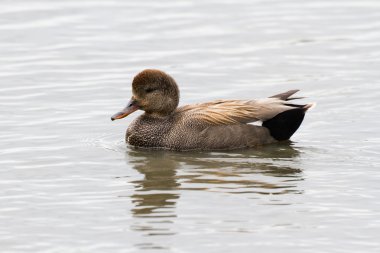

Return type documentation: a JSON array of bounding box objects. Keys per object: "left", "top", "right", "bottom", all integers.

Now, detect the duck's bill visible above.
[{"left": 111, "top": 99, "right": 139, "bottom": 121}]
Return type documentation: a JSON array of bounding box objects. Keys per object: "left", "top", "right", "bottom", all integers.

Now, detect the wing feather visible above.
[
  {"left": 178, "top": 99, "right": 293, "bottom": 125},
  {"left": 177, "top": 90, "right": 309, "bottom": 126}
]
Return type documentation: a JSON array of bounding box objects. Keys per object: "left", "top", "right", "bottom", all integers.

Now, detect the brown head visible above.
[{"left": 111, "top": 69, "right": 180, "bottom": 120}]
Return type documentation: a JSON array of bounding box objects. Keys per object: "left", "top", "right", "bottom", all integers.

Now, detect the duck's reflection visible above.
[
  {"left": 124, "top": 142, "right": 304, "bottom": 239},
  {"left": 128, "top": 151, "right": 180, "bottom": 217},
  {"left": 127, "top": 142, "right": 303, "bottom": 213}
]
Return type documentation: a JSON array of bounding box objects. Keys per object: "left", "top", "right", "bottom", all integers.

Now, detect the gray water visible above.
[{"left": 1, "top": 0, "right": 380, "bottom": 252}]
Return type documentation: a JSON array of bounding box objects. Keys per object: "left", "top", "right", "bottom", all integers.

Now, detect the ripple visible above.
[{"left": 1, "top": 0, "right": 380, "bottom": 252}]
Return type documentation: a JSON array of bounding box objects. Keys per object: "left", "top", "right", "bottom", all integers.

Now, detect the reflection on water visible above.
[
  {"left": 130, "top": 152, "right": 180, "bottom": 218},
  {"left": 124, "top": 142, "right": 303, "bottom": 237}
]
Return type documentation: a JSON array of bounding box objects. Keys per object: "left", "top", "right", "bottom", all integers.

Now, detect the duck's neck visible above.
[{"left": 143, "top": 111, "right": 174, "bottom": 119}]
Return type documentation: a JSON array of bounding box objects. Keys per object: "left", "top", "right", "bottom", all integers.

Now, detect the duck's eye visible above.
[{"left": 145, "top": 87, "right": 156, "bottom": 93}]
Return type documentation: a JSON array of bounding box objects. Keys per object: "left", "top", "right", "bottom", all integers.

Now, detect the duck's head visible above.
[{"left": 111, "top": 69, "right": 180, "bottom": 120}]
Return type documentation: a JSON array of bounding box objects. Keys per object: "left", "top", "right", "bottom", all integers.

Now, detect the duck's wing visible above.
[{"left": 177, "top": 90, "right": 311, "bottom": 125}]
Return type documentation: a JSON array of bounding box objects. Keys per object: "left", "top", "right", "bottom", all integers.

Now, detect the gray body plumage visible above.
[{"left": 126, "top": 110, "right": 275, "bottom": 151}]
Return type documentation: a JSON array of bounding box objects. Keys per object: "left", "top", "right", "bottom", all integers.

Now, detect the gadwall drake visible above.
[{"left": 111, "top": 69, "right": 314, "bottom": 151}]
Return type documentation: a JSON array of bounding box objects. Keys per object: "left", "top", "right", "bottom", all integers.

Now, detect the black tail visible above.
[{"left": 262, "top": 108, "right": 306, "bottom": 141}]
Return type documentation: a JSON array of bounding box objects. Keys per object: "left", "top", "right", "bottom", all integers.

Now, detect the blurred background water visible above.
[{"left": 1, "top": 0, "right": 380, "bottom": 252}]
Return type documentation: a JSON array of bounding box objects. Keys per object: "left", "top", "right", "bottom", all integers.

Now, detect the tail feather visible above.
[
  {"left": 264, "top": 90, "right": 314, "bottom": 141},
  {"left": 263, "top": 108, "right": 305, "bottom": 141},
  {"left": 263, "top": 103, "right": 312, "bottom": 141},
  {"left": 286, "top": 96, "right": 306, "bottom": 101},
  {"left": 270, "top": 89, "right": 300, "bottom": 100}
]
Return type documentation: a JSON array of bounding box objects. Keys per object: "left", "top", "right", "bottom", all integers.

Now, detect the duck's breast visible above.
[{"left": 126, "top": 115, "right": 172, "bottom": 148}]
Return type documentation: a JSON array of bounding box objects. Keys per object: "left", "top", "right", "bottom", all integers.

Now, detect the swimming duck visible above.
[{"left": 111, "top": 69, "right": 314, "bottom": 151}]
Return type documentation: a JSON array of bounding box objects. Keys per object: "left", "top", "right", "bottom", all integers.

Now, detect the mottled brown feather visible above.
[{"left": 177, "top": 98, "right": 297, "bottom": 125}]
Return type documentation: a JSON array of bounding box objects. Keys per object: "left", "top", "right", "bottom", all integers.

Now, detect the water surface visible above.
[{"left": 1, "top": 0, "right": 380, "bottom": 252}]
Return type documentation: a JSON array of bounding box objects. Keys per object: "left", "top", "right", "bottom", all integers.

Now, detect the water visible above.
[{"left": 1, "top": 0, "right": 380, "bottom": 252}]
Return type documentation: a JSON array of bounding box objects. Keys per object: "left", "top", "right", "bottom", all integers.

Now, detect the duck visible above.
[{"left": 111, "top": 69, "right": 314, "bottom": 151}]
